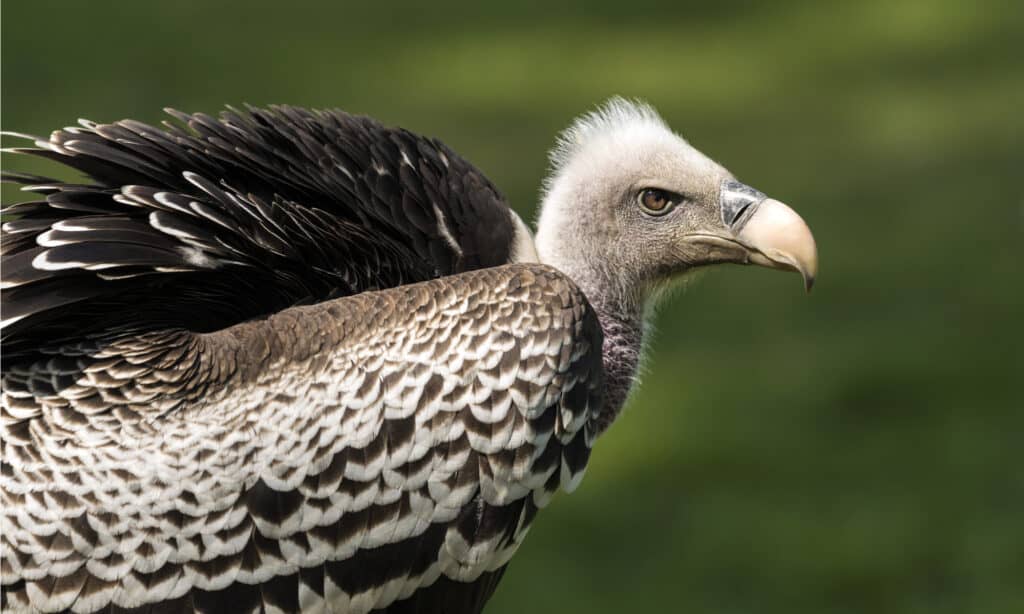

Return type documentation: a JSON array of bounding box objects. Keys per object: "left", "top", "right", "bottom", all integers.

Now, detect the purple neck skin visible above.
[
  {"left": 594, "top": 307, "right": 644, "bottom": 433},
  {"left": 575, "top": 279, "right": 645, "bottom": 435}
]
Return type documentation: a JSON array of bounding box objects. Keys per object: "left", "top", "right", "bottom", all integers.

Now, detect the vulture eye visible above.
[{"left": 638, "top": 188, "right": 675, "bottom": 216}]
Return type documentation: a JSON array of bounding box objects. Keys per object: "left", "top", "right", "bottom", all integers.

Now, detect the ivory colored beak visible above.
[{"left": 737, "top": 198, "right": 818, "bottom": 291}]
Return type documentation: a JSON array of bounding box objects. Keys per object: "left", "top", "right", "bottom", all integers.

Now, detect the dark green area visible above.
[{"left": 3, "top": 1, "right": 1022, "bottom": 612}]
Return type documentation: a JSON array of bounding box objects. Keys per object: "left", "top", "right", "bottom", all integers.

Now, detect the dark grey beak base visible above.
[{"left": 720, "top": 180, "right": 767, "bottom": 230}]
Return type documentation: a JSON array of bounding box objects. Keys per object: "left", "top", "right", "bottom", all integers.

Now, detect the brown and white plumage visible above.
[
  {"left": 3, "top": 265, "right": 600, "bottom": 613},
  {"left": 1, "top": 99, "right": 818, "bottom": 613}
]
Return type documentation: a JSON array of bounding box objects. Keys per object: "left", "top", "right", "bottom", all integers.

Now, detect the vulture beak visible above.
[{"left": 720, "top": 180, "right": 818, "bottom": 292}]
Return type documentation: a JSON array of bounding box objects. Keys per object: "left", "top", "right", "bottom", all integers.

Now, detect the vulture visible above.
[{"left": 0, "top": 98, "right": 817, "bottom": 613}]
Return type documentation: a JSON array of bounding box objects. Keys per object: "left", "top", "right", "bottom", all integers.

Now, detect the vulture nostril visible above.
[
  {"left": 730, "top": 202, "right": 752, "bottom": 227},
  {"left": 720, "top": 179, "right": 767, "bottom": 230}
]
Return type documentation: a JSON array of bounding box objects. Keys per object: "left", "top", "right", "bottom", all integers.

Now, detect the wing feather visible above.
[
  {"left": 2, "top": 105, "right": 520, "bottom": 366},
  {"left": 1, "top": 264, "right": 604, "bottom": 614}
]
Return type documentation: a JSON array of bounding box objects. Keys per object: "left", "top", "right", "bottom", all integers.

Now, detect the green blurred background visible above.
[{"left": 3, "top": 1, "right": 1022, "bottom": 612}]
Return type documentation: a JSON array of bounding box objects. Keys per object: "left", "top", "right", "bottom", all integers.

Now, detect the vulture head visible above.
[{"left": 535, "top": 98, "right": 818, "bottom": 315}]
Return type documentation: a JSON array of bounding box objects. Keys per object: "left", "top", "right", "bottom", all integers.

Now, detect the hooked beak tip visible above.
[{"left": 734, "top": 197, "right": 818, "bottom": 294}]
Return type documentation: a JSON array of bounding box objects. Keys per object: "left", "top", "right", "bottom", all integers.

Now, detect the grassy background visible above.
[{"left": 3, "top": 1, "right": 1022, "bottom": 612}]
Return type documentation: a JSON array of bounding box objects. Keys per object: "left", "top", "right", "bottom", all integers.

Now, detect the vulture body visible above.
[{"left": 1, "top": 101, "right": 817, "bottom": 613}]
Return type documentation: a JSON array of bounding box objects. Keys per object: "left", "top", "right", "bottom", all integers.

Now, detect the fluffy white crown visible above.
[{"left": 546, "top": 97, "right": 670, "bottom": 184}]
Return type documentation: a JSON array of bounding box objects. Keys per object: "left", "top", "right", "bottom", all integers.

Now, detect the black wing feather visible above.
[{"left": 2, "top": 106, "right": 518, "bottom": 365}]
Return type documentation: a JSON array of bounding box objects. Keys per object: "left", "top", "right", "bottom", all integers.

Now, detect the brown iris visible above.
[{"left": 639, "top": 188, "right": 674, "bottom": 215}]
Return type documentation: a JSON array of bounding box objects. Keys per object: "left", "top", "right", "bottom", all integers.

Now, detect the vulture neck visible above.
[
  {"left": 589, "top": 293, "right": 645, "bottom": 435},
  {"left": 535, "top": 253, "right": 646, "bottom": 434}
]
